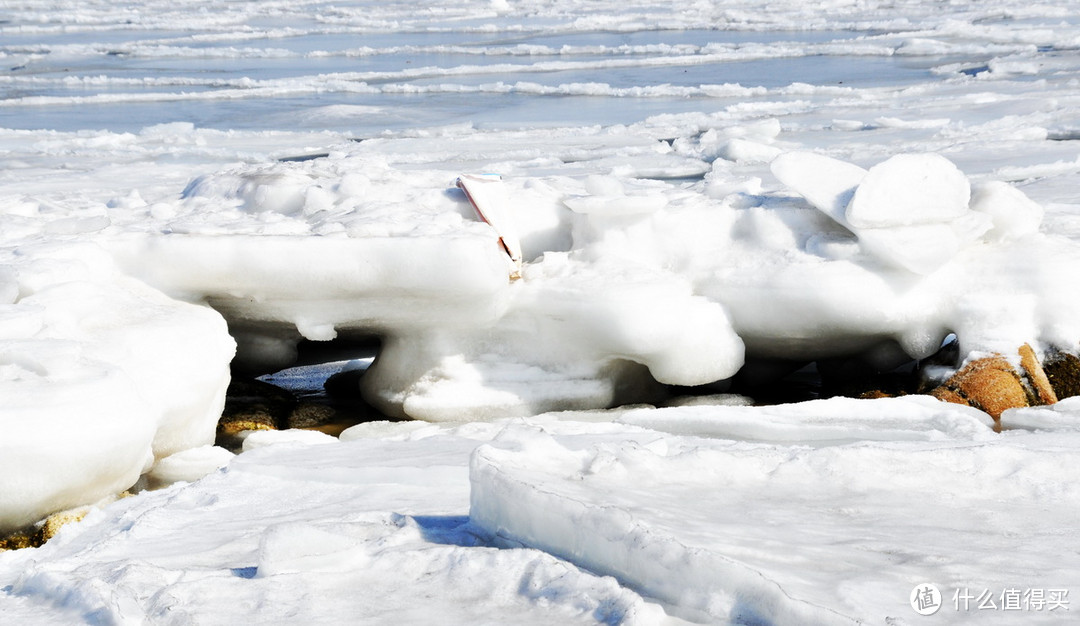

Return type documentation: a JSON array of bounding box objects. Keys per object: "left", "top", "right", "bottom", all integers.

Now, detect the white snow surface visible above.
[
  {"left": 3, "top": 0, "right": 1080, "bottom": 623},
  {"left": 471, "top": 413, "right": 1080, "bottom": 625}
]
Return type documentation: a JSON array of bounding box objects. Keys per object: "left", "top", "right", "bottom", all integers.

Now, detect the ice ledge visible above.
[
  {"left": 469, "top": 430, "right": 856, "bottom": 625},
  {"left": 468, "top": 422, "right": 1080, "bottom": 624}
]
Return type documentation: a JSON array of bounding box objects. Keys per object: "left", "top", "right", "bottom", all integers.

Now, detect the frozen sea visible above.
[{"left": 3, "top": 0, "right": 1080, "bottom": 624}]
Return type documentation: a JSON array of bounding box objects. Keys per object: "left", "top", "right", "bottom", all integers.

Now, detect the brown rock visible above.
[
  {"left": 930, "top": 354, "right": 1029, "bottom": 421},
  {"left": 287, "top": 403, "right": 341, "bottom": 429},
  {"left": 930, "top": 386, "right": 967, "bottom": 406},
  {"left": 859, "top": 389, "right": 894, "bottom": 400},
  {"left": 0, "top": 529, "right": 33, "bottom": 551},
  {"left": 1044, "top": 352, "right": 1080, "bottom": 400},
  {"left": 956, "top": 358, "right": 1029, "bottom": 420},
  {"left": 217, "top": 378, "right": 297, "bottom": 444},
  {"left": 929, "top": 345, "right": 1071, "bottom": 423},
  {"left": 37, "top": 508, "right": 89, "bottom": 543},
  {"left": 1018, "top": 343, "right": 1057, "bottom": 405},
  {"left": 0, "top": 507, "right": 89, "bottom": 552},
  {"left": 217, "top": 412, "right": 278, "bottom": 438}
]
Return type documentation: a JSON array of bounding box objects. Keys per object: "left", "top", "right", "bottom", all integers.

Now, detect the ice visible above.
[
  {"left": 612, "top": 395, "right": 997, "bottom": 444},
  {"left": 769, "top": 151, "right": 865, "bottom": 227},
  {"left": 143, "top": 445, "right": 234, "bottom": 488},
  {"left": 78, "top": 138, "right": 1072, "bottom": 421},
  {"left": 970, "top": 180, "right": 1045, "bottom": 241},
  {"left": 0, "top": 243, "right": 233, "bottom": 531},
  {"left": 0, "top": 424, "right": 668, "bottom": 625},
  {"left": 1002, "top": 396, "right": 1080, "bottom": 432},
  {"left": 771, "top": 151, "right": 997, "bottom": 274},
  {"left": 846, "top": 154, "right": 971, "bottom": 229},
  {"left": 4, "top": 0, "right": 1080, "bottom": 623},
  {"left": 10, "top": 112, "right": 1080, "bottom": 530},
  {"left": 471, "top": 422, "right": 1080, "bottom": 624}
]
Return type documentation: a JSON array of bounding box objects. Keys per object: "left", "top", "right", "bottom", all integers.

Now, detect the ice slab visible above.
[
  {"left": 0, "top": 244, "right": 233, "bottom": 532},
  {"left": 0, "top": 424, "right": 665, "bottom": 625},
  {"left": 846, "top": 153, "right": 971, "bottom": 228},
  {"left": 470, "top": 424, "right": 1080, "bottom": 624},
  {"left": 613, "top": 395, "right": 996, "bottom": 443},
  {"left": 770, "top": 151, "right": 866, "bottom": 227}
]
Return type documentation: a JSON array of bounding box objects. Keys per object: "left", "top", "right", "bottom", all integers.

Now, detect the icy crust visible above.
[
  {"left": 0, "top": 243, "right": 234, "bottom": 532},
  {"left": 470, "top": 421, "right": 1080, "bottom": 624}
]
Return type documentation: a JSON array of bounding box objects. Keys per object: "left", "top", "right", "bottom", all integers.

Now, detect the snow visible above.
[
  {"left": 0, "top": 243, "right": 233, "bottom": 531},
  {"left": 471, "top": 417, "right": 1080, "bottom": 624},
  {"left": 3, "top": 0, "right": 1080, "bottom": 623}
]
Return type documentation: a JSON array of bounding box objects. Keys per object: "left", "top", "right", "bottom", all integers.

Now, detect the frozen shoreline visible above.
[{"left": 4, "top": 0, "right": 1080, "bottom": 623}]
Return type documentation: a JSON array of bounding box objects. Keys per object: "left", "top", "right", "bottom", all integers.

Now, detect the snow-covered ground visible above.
[{"left": 3, "top": 0, "right": 1080, "bottom": 623}]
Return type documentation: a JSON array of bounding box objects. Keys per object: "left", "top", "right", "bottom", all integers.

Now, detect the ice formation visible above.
[
  {"left": 5, "top": 122, "right": 1080, "bottom": 532},
  {"left": 4, "top": 0, "right": 1080, "bottom": 621},
  {"left": 106, "top": 137, "right": 1080, "bottom": 421},
  {"left": 0, "top": 243, "right": 233, "bottom": 531}
]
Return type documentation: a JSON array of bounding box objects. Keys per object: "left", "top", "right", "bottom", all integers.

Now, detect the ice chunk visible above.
[
  {"left": 242, "top": 429, "right": 340, "bottom": 452},
  {"left": 717, "top": 137, "right": 783, "bottom": 164},
  {"left": 470, "top": 428, "right": 856, "bottom": 624},
  {"left": 0, "top": 354, "right": 157, "bottom": 532},
  {"left": 145, "top": 445, "right": 234, "bottom": 486},
  {"left": 969, "top": 180, "right": 1044, "bottom": 241},
  {"left": 615, "top": 395, "right": 996, "bottom": 443},
  {"left": 855, "top": 222, "right": 961, "bottom": 275},
  {"left": 770, "top": 151, "right": 866, "bottom": 227},
  {"left": 0, "top": 245, "right": 233, "bottom": 532},
  {"left": 773, "top": 152, "right": 994, "bottom": 274},
  {"left": 1002, "top": 396, "right": 1080, "bottom": 431},
  {"left": 845, "top": 153, "right": 971, "bottom": 228}
]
